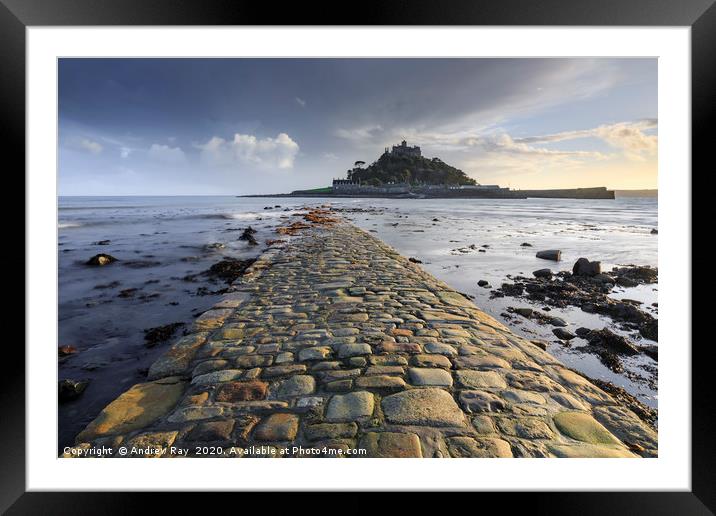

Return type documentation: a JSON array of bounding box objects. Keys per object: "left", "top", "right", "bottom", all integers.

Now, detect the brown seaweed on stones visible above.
[
  {"left": 205, "top": 258, "right": 257, "bottom": 283},
  {"left": 144, "top": 322, "right": 186, "bottom": 347}
]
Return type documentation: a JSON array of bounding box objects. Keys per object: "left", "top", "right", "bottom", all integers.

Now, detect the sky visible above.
[{"left": 58, "top": 58, "right": 657, "bottom": 195}]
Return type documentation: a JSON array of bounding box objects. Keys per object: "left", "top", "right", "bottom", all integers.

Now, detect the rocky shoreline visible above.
[
  {"left": 57, "top": 207, "right": 285, "bottom": 450},
  {"left": 495, "top": 257, "right": 658, "bottom": 383},
  {"left": 63, "top": 207, "right": 657, "bottom": 458}
]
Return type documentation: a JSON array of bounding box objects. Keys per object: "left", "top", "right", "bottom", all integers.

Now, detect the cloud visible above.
[
  {"left": 515, "top": 119, "right": 657, "bottom": 161},
  {"left": 335, "top": 125, "right": 385, "bottom": 142},
  {"left": 295, "top": 97, "right": 307, "bottom": 108},
  {"left": 148, "top": 143, "right": 187, "bottom": 164},
  {"left": 78, "top": 138, "right": 103, "bottom": 154},
  {"left": 340, "top": 119, "right": 653, "bottom": 168},
  {"left": 438, "top": 122, "right": 653, "bottom": 186},
  {"left": 463, "top": 133, "right": 608, "bottom": 160},
  {"left": 197, "top": 132, "right": 300, "bottom": 170},
  {"left": 120, "top": 147, "right": 132, "bottom": 158},
  {"left": 332, "top": 60, "right": 630, "bottom": 150},
  {"left": 444, "top": 132, "right": 609, "bottom": 182}
]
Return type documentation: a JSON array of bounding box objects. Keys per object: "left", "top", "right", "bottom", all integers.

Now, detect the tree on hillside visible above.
[{"left": 402, "top": 169, "right": 412, "bottom": 184}]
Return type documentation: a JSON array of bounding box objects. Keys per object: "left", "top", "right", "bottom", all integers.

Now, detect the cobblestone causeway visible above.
[{"left": 68, "top": 211, "right": 658, "bottom": 458}]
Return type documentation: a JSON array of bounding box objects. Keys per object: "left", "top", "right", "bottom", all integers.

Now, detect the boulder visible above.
[
  {"left": 533, "top": 268, "right": 552, "bottom": 279},
  {"left": 477, "top": 279, "right": 490, "bottom": 287},
  {"left": 616, "top": 276, "right": 638, "bottom": 287},
  {"left": 613, "top": 265, "right": 657, "bottom": 283},
  {"left": 572, "top": 257, "right": 601, "bottom": 277},
  {"left": 58, "top": 379, "right": 89, "bottom": 403},
  {"left": 575, "top": 327, "right": 591, "bottom": 338},
  {"left": 550, "top": 317, "right": 568, "bottom": 327},
  {"left": 143, "top": 322, "right": 185, "bottom": 347},
  {"left": 205, "top": 258, "right": 256, "bottom": 283},
  {"left": 86, "top": 253, "right": 117, "bottom": 266},
  {"left": 239, "top": 227, "right": 259, "bottom": 246},
  {"left": 536, "top": 250, "right": 561, "bottom": 261},
  {"left": 639, "top": 345, "right": 658, "bottom": 361},
  {"left": 586, "top": 328, "right": 640, "bottom": 355},
  {"left": 593, "top": 273, "right": 615, "bottom": 284},
  {"left": 581, "top": 303, "right": 598, "bottom": 313},
  {"left": 553, "top": 328, "right": 576, "bottom": 340}
]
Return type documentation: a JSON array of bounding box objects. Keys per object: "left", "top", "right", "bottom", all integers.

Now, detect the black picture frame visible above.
[{"left": 2, "top": 0, "right": 709, "bottom": 512}]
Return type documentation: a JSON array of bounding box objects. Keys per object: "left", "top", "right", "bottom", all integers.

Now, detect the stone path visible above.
[{"left": 68, "top": 211, "right": 657, "bottom": 458}]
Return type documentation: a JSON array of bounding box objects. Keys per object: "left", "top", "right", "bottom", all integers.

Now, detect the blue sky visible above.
[{"left": 59, "top": 58, "right": 657, "bottom": 195}]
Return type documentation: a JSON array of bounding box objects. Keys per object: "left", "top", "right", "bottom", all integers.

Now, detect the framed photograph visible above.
[{"left": 3, "top": 0, "right": 709, "bottom": 511}]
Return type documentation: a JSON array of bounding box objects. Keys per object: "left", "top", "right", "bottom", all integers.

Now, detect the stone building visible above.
[
  {"left": 385, "top": 140, "right": 422, "bottom": 157},
  {"left": 332, "top": 179, "right": 362, "bottom": 192},
  {"left": 332, "top": 179, "right": 411, "bottom": 194}
]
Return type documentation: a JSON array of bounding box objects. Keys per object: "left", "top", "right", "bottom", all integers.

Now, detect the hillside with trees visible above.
[{"left": 347, "top": 152, "right": 476, "bottom": 186}]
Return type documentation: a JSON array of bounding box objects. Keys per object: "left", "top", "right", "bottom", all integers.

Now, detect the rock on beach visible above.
[
  {"left": 86, "top": 253, "right": 117, "bottom": 266},
  {"left": 536, "top": 250, "right": 561, "bottom": 261}
]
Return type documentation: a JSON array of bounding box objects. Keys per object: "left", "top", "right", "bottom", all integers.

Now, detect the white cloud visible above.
[
  {"left": 447, "top": 132, "right": 610, "bottom": 181},
  {"left": 463, "top": 133, "right": 608, "bottom": 160},
  {"left": 197, "top": 132, "right": 300, "bottom": 170},
  {"left": 148, "top": 143, "right": 187, "bottom": 164},
  {"left": 120, "top": 147, "right": 132, "bottom": 159},
  {"left": 335, "top": 119, "right": 653, "bottom": 170},
  {"left": 515, "top": 119, "right": 657, "bottom": 161},
  {"left": 78, "top": 138, "right": 103, "bottom": 154},
  {"left": 295, "top": 97, "right": 307, "bottom": 108},
  {"left": 335, "top": 125, "right": 385, "bottom": 142}
]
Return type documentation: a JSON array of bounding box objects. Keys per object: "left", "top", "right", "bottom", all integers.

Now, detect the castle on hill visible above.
[
  {"left": 385, "top": 139, "right": 422, "bottom": 158},
  {"left": 330, "top": 139, "right": 509, "bottom": 195},
  {"left": 284, "top": 138, "right": 614, "bottom": 199}
]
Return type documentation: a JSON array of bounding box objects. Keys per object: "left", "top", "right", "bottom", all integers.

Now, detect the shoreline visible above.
[
  {"left": 56, "top": 198, "right": 287, "bottom": 451},
  {"left": 239, "top": 186, "right": 615, "bottom": 200},
  {"left": 64, "top": 209, "right": 657, "bottom": 458}
]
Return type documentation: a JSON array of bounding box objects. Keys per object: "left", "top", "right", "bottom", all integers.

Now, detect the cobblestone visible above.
[{"left": 73, "top": 213, "right": 657, "bottom": 458}]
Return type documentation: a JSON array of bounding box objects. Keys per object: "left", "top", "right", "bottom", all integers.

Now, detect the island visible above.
[{"left": 243, "top": 140, "right": 615, "bottom": 200}]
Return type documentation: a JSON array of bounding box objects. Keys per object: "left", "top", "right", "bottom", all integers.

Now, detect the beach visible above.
[{"left": 60, "top": 202, "right": 658, "bottom": 458}]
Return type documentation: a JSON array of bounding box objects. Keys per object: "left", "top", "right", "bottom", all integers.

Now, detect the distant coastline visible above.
[
  {"left": 241, "top": 187, "right": 659, "bottom": 201},
  {"left": 614, "top": 189, "right": 658, "bottom": 198},
  {"left": 240, "top": 186, "right": 616, "bottom": 200}
]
